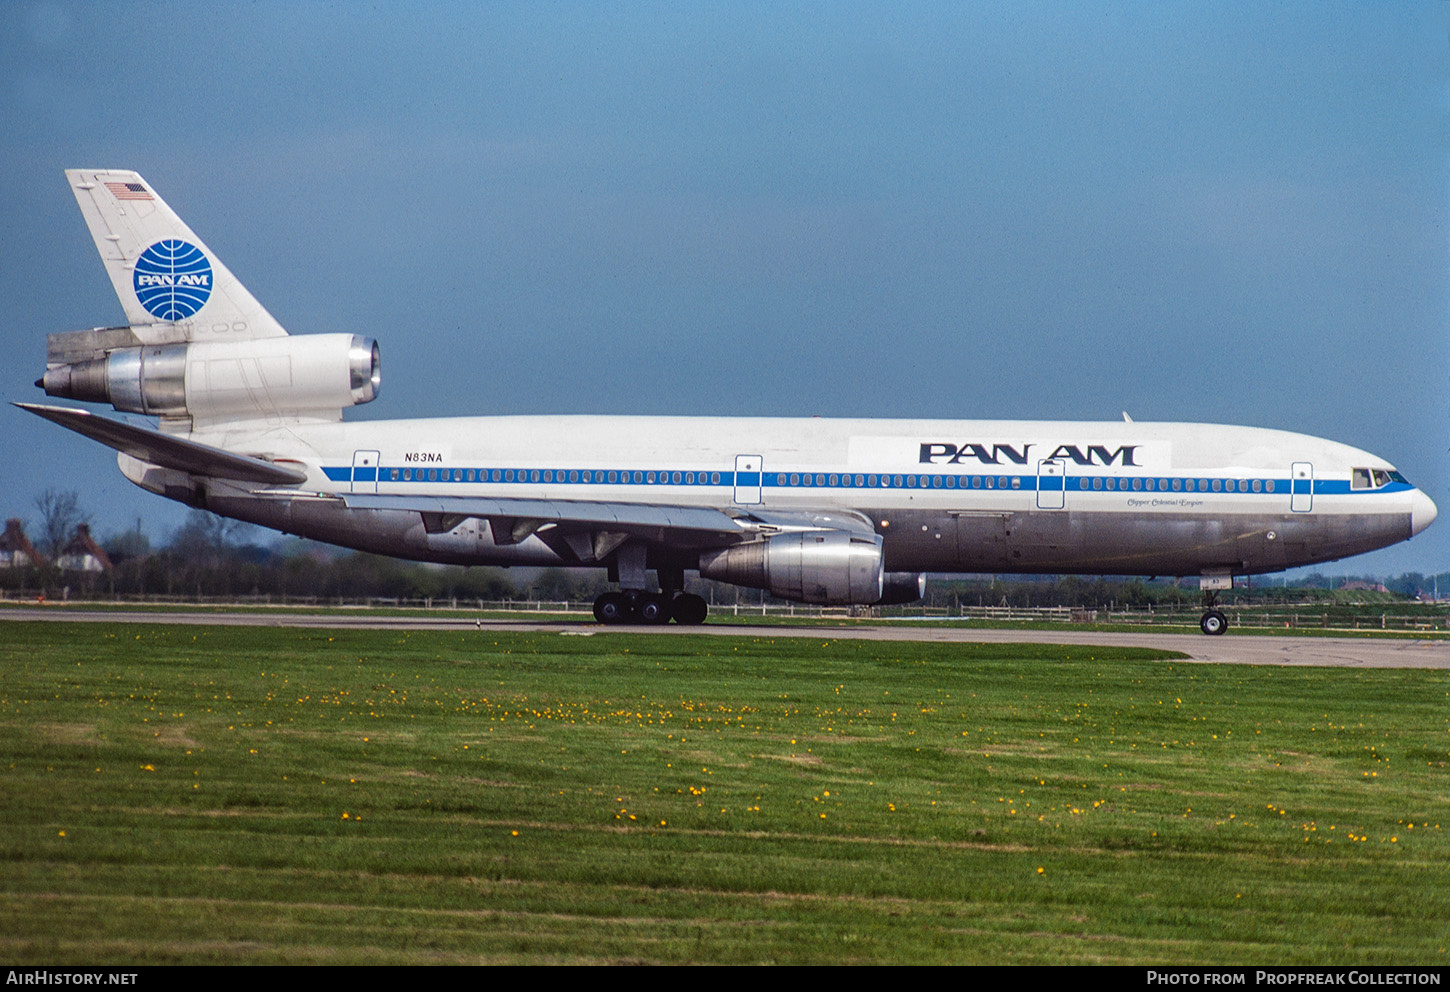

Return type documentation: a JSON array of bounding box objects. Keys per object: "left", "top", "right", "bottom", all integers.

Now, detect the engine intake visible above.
[
  {"left": 699, "top": 530, "right": 885, "bottom": 605},
  {"left": 41, "top": 332, "right": 379, "bottom": 421}
]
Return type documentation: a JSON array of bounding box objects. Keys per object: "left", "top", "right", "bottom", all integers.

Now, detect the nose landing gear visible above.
[{"left": 1199, "top": 587, "right": 1229, "bottom": 635}]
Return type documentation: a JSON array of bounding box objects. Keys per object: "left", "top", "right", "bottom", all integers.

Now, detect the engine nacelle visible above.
[
  {"left": 699, "top": 530, "right": 885, "bottom": 605},
  {"left": 41, "top": 333, "right": 379, "bottom": 421}
]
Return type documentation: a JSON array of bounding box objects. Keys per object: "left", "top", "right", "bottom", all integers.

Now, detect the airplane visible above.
[{"left": 19, "top": 169, "right": 1438, "bottom": 635}]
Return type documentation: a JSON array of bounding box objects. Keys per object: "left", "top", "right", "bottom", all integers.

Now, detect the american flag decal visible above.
[{"left": 105, "top": 181, "right": 152, "bottom": 200}]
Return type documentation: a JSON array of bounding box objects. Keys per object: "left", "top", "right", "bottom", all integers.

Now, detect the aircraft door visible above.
[
  {"left": 733, "top": 455, "right": 762, "bottom": 505},
  {"left": 1036, "top": 458, "right": 1066, "bottom": 510},
  {"left": 352, "top": 450, "right": 380, "bottom": 494},
  {"left": 1290, "top": 462, "right": 1313, "bottom": 512}
]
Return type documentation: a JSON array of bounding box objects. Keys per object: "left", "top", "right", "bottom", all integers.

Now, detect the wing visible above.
[
  {"left": 15, "top": 402, "right": 307, "bottom": 485},
  {"left": 340, "top": 492, "right": 876, "bottom": 561}
]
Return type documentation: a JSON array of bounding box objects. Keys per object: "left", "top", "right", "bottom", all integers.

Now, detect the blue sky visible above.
[{"left": 1, "top": 2, "right": 1445, "bottom": 576}]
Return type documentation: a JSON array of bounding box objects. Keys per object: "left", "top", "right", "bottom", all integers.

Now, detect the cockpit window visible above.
[{"left": 1352, "top": 468, "right": 1399, "bottom": 490}]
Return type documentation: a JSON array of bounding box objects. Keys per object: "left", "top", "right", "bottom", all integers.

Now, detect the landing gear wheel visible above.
[
  {"left": 1200, "top": 609, "right": 1228, "bottom": 636},
  {"left": 671, "top": 593, "right": 708, "bottom": 625},
  {"left": 638, "top": 594, "right": 672, "bottom": 625},
  {"left": 593, "top": 592, "right": 631, "bottom": 624}
]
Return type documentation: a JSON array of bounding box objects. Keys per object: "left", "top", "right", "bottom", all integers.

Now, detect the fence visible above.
[{"left": 3, "top": 589, "right": 1446, "bottom": 631}]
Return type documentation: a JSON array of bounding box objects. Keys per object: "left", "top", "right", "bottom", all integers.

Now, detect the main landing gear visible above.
[
  {"left": 1199, "top": 589, "right": 1228, "bottom": 636},
  {"left": 593, "top": 546, "right": 708, "bottom": 625},
  {"left": 592, "top": 590, "right": 709, "bottom": 625}
]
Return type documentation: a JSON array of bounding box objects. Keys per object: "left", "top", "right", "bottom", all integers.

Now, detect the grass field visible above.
[{"left": 1, "top": 621, "right": 1447, "bottom": 964}]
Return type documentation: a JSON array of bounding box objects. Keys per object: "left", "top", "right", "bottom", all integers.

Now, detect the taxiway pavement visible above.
[{"left": 3, "top": 607, "right": 1446, "bottom": 668}]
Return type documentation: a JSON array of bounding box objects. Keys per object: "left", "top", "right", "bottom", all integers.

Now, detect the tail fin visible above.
[{"left": 66, "top": 169, "right": 287, "bottom": 344}]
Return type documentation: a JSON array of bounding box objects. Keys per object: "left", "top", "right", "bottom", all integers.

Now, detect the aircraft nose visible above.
[{"left": 1411, "top": 489, "right": 1438, "bottom": 537}]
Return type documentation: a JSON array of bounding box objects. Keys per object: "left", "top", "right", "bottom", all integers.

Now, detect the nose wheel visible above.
[{"left": 1199, "top": 609, "right": 1228, "bottom": 636}]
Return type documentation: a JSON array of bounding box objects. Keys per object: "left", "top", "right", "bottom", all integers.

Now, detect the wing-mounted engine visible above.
[
  {"left": 39, "top": 329, "right": 379, "bottom": 425},
  {"left": 698, "top": 530, "right": 886, "bottom": 605}
]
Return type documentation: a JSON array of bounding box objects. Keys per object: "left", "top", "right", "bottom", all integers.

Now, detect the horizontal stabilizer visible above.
[{"left": 15, "top": 403, "right": 307, "bottom": 485}]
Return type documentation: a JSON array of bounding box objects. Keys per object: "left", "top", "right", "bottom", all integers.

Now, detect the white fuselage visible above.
[{"left": 179, "top": 414, "right": 1433, "bottom": 579}]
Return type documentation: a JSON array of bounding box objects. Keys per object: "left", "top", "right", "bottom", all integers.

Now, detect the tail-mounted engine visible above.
[{"left": 39, "top": 330, "right": 379, "bottom": 422}]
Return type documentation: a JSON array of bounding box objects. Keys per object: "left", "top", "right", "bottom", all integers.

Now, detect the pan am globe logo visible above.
[{"left": 134, "top": 239, "right": 213, "bottom": 320}]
